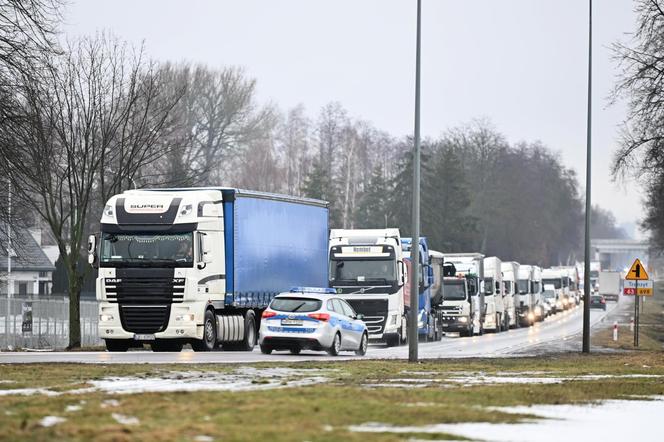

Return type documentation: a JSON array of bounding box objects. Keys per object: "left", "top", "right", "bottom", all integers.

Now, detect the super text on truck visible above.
[
  {"left": 328, "top": 229, "right": 408, "bottom": 347},
  {"left": 89, "top": 188, "right": 329, "bottom": 352}
]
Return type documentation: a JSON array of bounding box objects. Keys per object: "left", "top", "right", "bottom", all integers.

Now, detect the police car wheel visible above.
[
  {"left": 355, "top": 333, "right": 368, "bottom": 356},
  {"left": 328, "top": 333, "right": 341, "bottom": 356}
]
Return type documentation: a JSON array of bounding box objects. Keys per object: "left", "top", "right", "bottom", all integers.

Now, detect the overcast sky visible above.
[{"left": 63, "top": 0, "right": 642, "bottom": 234}]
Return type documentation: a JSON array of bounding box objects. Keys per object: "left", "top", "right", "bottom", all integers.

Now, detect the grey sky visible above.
[{"left": 64, "top": 0, "right": 641, "bottom": 232}]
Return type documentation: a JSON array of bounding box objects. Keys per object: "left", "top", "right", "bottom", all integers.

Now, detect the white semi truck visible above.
[
  {"left": 542, "top": 268, "right": 569, "bottom": 310},
  {"left": 328, "top": 229, "right": 408, "bottom": 347},
  {"left": 532, "top": 266, "right": 545, "bottom": 320},
  {"left": 441, "top": 253, "right": 486, "bottom": 335},
  {"left": 516, "top": 264, "right": 535, "bottom": 326},
  {"left": 483, "top": 256, "right": 507, "bottom": 332},
  {"left": 501, "top": 261, "right": 519, "bottom": 329},
  {"left": 89, "top": 188, "right": 330, "bottom": 352},
  {"left": 598, "top": 271, "right": 621, "bottom": 302}
]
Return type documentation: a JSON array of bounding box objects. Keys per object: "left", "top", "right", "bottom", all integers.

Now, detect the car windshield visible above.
[
  {"left": 100, "top": 232, "right": 194, "bottom": 267},
  {"left": 329, "top": 259, "right": 396, "bottom": 284},
  {"left": 270, "top": 297, "right": 322, "bottom": 312},
  {"left": 517, "top": 279, "right": 530, "bottom": 294},
  {"left": 443, "top": 281, "right": 467, "bottom": 300},
  {"left": 543, "top": 278, "right": 562, "bottom": 289}
]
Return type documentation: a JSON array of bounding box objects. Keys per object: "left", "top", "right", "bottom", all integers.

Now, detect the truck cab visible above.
[
  {"left": 439, "top": 276, "right": 474, "bottom": 337},
  {"left": 542, "top": 268, "right": 568, "bottom": 310},
  {"left": 532, "top": 266, "right": 545, "bottom": 320},
  {"left": 483, "top": 257, "right": 507, "bottom": 332},
  {"left": 501, "top": 261, "right": 519, "bottom": 329},
  {"left": 402, "top": 237, "right": 435, "bottom": 341},
  {"left": 443, "top": 253, "right": 485, "bottom": 335},
  {"left": 516, "top": 264, "right": 535, "bottom": 326},
  {"left": 328, "top": 229, "right": 407, "bottom": 347}
]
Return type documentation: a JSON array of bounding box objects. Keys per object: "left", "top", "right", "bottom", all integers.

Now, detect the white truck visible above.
[
  {"left": 598, "top": 271, "right": 621, "bottom": 302},
  {"left": 328, "top": 229, "right": 408, "bottom": 347},
  {"left": 516, "top": 264, "right": 535, "bottom": 326},
  {"left": 501, "top": 261, "right": 519, "bottom": 329},
  {"left": 483, "top": 257, "right": 507, "bottom": 332},
  {"left": 542, "top": 268, "right": 572, "bottom": 310},
  {"left": 532, "top": 266, "right": 545, "bottom": 320},
  {"left": 441, "top": 253, "right": 486, "bottom": 335},
  {"left": 89, "top": 188, "right": 330, "bottom": 352}
]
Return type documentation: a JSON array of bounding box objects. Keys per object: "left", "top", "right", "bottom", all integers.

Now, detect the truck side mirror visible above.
[
  {"left": 425, "top": 264, "right": 434, "bottom": 286},
  {"left": 87, "top": 234, "right": 98, "bottom": 268},
  {"left": 398, "top": 260, "right": 406, "bottom": 286},
  {"left": 197, "top": 232, "right": 212, "bottom": 269}
]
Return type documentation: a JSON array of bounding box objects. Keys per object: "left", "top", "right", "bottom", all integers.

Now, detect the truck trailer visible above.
[
  {"left": 402, "top": 237, "right": 436, "bottom": 341},
  {"left": 598, "top": 271, "right": 621, "bottom": 302},
  {"left": 89, "top": 188, "right": 329, "bottom": 352}
]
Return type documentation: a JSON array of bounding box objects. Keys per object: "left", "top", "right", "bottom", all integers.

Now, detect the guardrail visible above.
[{"left": 0, "top": 295, "right": 101, "bottom": 350}]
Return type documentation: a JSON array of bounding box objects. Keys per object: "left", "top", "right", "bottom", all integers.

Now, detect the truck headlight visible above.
[
  {"left": 179, "top": 204, "right": 193, "bottom": 216},
  {"left": 458, "top": 316, "right": 468, "bottom": 323},
  {"left": 176, "top": 314, "right": 195, "bottom": 322},
  {"left": 103, "top": 205, "right": 114, "bottom": 217},
  {"left": 99, "top": 314, "right": 113, "bottom": 322}
]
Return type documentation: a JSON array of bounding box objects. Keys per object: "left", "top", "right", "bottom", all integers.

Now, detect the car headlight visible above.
[
  {"left": 99, "top": 314, "right": 113, "bottom": 322},
  {"left": 176, "top": 314, "right": 195, "bottom": 322}
]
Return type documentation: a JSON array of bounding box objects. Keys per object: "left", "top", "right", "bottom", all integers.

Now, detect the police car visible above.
[{"left": 259, "top": 287, "right": 369, "bottom": 356}]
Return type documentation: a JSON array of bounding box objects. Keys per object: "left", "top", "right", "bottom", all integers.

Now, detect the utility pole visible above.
[
  {"left": 5, "top": 174, "right": 12, "bottom": 350},
  {"left": 582, "top": 0, "right": 592, "bottom": 354},
  {"left": 409, "top": 0, "right": 422, "bottom": 363}
]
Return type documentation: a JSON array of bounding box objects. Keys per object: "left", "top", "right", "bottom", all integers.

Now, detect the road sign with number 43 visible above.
[{"left": 623, "top": 280, "right": 653, "bottom": 296}]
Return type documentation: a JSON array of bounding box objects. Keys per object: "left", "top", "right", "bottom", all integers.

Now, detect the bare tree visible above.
[{"left": 0, "top": 34, "right": 182, "bottom": 348}]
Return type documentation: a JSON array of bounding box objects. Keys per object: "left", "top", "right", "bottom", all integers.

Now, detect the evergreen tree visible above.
[
  {"left": 302, "top": 159, "right": 341, "bottom": 226},
  {"left": 355, "top": 164, "right": 391, "bottom": 228}
]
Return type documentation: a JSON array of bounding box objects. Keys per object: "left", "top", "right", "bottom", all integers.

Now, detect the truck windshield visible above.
[
  {"left": 504, "top": 281, "right": 512, "bottom": 294},
  {"left": 517, "top": 279, "right": 530, "bottom": 294},
  {"left": 443, "top": 281, "right": 467, "bottom": 301},
  {"left": 484, "top": 277, "right": 494, "bottom": 295},
  {"left": 543, "top": 290, "right": 556, "bottom": 299},
  {"left": 543, "top": 278, "right": 561, "bottom": 289},
  {"left": 100, "top": 232, "right": 194, "bottom": 267},
  {"left": 329, "top": 259, "right": 396, "bottom": 284}
]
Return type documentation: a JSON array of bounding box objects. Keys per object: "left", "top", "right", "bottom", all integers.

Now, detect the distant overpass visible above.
[{"left": 591, "top": 239, "right": 650, "bottom": 272}]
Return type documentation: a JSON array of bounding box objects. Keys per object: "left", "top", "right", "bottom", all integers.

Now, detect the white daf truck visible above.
[
  {"left": 89, "top": 188, "right": 329, "bottom": 352},
  {"left": 483, "top": 256, "right": 507, "bottom": 332},
  {"left": 501, "top": 261, "right": 519, "bottom": 329},
  {"left": 328, "top": 229, "right": 408, "bottom": 347},
  {"left": 532, "top": 265, "right": 545, "bottom": 320}
]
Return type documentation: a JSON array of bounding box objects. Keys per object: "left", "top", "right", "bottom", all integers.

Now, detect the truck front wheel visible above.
[{"left": 192, "top": 309, "right": 217, "bottom": 352}]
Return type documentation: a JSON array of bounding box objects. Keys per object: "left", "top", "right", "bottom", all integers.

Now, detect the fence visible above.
[{"left": 0, "top": 295, "right": 102, "bottom": 350}]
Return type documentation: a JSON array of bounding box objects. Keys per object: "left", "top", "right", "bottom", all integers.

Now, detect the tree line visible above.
[{"left": 0, "top": 1, "right": 628, "bottom": 347}]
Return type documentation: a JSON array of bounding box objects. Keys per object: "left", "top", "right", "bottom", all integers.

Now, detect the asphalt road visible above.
[{"left": 0, "top": 299, "right": 621, "bottom": 364}]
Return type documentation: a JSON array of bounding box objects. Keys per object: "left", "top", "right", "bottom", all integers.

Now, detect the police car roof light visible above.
[{"left": 290, "top": 287, "right": 337, "bottom": 294}]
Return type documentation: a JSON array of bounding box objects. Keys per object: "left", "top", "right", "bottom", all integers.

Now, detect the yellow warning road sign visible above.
[{"left": 626, "top": 258, "right": 649, "bottom": 281}]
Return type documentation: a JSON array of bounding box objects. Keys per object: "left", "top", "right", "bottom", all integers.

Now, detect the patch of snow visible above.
[
  {"left": 349, "top": 396, "right": 664, "bottom": 441},
  {"left": 322, "top": 425, "right": 333, "bottom": 432},
  {"left": 0, "top": 388, "right": 61, "bottom": 397},
  {"left": 402, "top": 402, "right": 439, "bottom": 408},
  {"left": 111, "top": 413, "right": 140, "bottom": 425},
  {"left": 91, "top": 367, "right": 330, "bottom": 394},
  {"left": 193, "top": 436, "right": 214, "bottom": 442},
  {"left": 0, "top": 380, "right": 16, "bottom": 384},
  {"left": 65, "top": 404, "right": 82, "bottom": 412},
  {"left": 399, "top": 371, "right": 439, "bottom": 376},
  {"left": 100, "top": 399, "right": 120, "bottom": 408},
  {"left": 39, "top": 416, "right": 66, "bottom": 427},
  {"left": 363, "top": 383, "right": 429, "bottom": 389}
]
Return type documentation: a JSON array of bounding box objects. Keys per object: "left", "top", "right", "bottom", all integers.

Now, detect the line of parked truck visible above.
[{"left": 88, "top": 187, "right": 583, "bottom": 352}]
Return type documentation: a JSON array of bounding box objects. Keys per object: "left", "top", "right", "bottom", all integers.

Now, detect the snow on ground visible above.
[
  {"left": 38, "top": 416, "right": 66, "bottom": 427},
  {"left": 111, "top": 413, "right": 139, "bottom": 425},
  {"left": 0, "top": 367, "right": 332, "bottom": 396},
  {"left": 349, "top": 396, "right": 664, "bottom": 441}
]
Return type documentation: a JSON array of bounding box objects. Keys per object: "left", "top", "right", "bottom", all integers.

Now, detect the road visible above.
[{"left": 0, "top": 301, "right": 620, "bottom": 364}]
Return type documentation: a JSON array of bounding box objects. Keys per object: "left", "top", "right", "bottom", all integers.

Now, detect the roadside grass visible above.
[
  {"left": 592, "top": 284, "right": 664, "bottom": 351},
  {"left": 2, "top": 352, "right": 664, "bottom": 441}
]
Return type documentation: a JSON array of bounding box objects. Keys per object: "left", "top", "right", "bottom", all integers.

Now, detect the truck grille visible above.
[
  {"left": 105, "top": 276, "right": 184, "bottom": 304},
  {"left": 119, "top": 305, "right": 171, "bottom": 334},
  {"left": 345, "top": 299, "right": 388, "bottom": 335}
]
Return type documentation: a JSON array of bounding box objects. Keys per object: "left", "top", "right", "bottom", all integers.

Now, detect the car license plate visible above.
[
  {"left": 134, "top": 334, "right": 155, "bottom": 341},
  {"left": 281, "top": 319, "right": 303, "bottom": 326}
]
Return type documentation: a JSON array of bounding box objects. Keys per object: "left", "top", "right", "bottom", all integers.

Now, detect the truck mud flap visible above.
[{"left": 216, "top": 314, "right": 244, "bottom": 342}]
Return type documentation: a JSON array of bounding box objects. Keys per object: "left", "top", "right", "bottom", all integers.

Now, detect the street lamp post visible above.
[
  {"left": 409, "top": 0, "right": 422, "bottom": 363},
  {"left": 582, "top": 0, "right": 593, "bottom": 354},
  {"left": 5, "top": 175, "right": 12, "bottom": 350}
]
